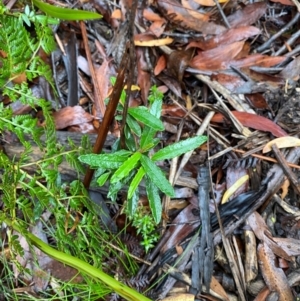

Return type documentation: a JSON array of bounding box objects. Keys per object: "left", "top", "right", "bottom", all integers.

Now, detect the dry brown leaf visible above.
[
  {"left": 227, "top": 2, "right": 267, "bottom": 28},
  {"left": 211, "top": 111, "right": 288, "bottom": 137},
  {"left": 248, "top": 212, "right": 295, "bottom": 259},
  {"left": 94, "top": 58, "right": 115, "bottom": 117},
  {"left": 150, "top": 19, "right": 166, "bottom": 37},
  {"left": 154, "top": 55, "right": 167, "bottom": 75},
  {"left": 210, "top": 73, "right": 245, "bottom": 91},
  {"left": 245, "top": 93, "right": 269, "bottom": 109},
  {"left": 136, "top": 38, "right": 173, "bottom": 46},
  {"left": 231, "top": 54, "right": 286, "bottom": 68},
  {"left": 270, "top": 0, "right": 295, "bottom": 5},
  {"left": 193, "top": 0, "right": 227, "bottom": 6},
  {"left": 161, "top": 294, "right": 194, "bottom": 301},
  {"left": 280, "top": 179, "right": 290, "bottom": 199},
  {"left": 53, "top": 106, "right": 94, "bottom": 130},
  {"left": 272, "top": 237, "right": 300, "bottom": 256},
  {"left": 168, "top": 48, "right": 194, "bottom": 82},
  {"left": 162, "top": 103, "right": 186, "bottom": 117},
  {"left": 241, "top": 67, "right": 285, "bottom": 86},
  {"left": 189, "top": 26, "right": 260, "bottom": 50},
  {"left": 157, "top": 0, "right": 226, "bottom": 35},
  {"left": 279, "top": 56, "right": 300, "bottom": 80},
  {"left": 111, "top": 9, "right": 122, "bottom": 19},
  {"left": 263, "top": 137, "right": 300, "bottom": 153},
  {"left": 210, "top": 276, "right": 230, "bottom": 301},
  {"left": 175, "top": 244, "right": 183, "bottom": 255},
  {"left": 137, "top": 48, "right": 151, "bottom": 104},
  {"left": 190, "top": 41, "right": 244, "bottom": 70},
  {"left": 143, "top": 8, "right": 165, "bottom": 21},
  {"left": 247, "top": 212, "right": 270, "bottom": 241},
  {"left": 257, "top": 242, "right": 293, "bottom": 301}
]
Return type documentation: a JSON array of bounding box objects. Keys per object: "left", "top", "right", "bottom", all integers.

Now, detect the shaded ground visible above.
[{"left": 2, "top": 0, "right": 300, "bottom": 300}]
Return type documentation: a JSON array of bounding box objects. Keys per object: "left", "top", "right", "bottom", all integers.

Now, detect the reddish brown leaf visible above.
[
  {"left": 162, "top": 103, "right": 186, "bottom": 117},
  {"left": 211, "top": 73, "right": 245, "bottom": 91},
  {"left": 157, "top": 73, "right": 182, "bottom": 98},
  {"left": 227, "top": 2, "right": 267, "bottom": 28},
  {"left": 190, "top": 41, "right": 244, "bottom": 71},
  {"left": 143, "top": 8, "right": 165, "bottom": 21},
  {"left": 241, "top": 68, "right": 286, "bottom": 87},
  {"left": 245, "top": 93, "right": 268, "bottom": 109},
  {"left": 157, "top": 0, "right": 226, "bottom": 35},
  {"left": 230, "top": 54, "right": 286, "bottom": 68},
  {"left": 53, "top": 106, "right": 94, "bottom": 130},
  {"left": 189, "top": 26, "right": 260, "bottom": 50},
  {"left": 154, "top": 55, "right": 167, "bottom": 76},
  {"left": 211, "top": 111, "right": 288, "bottom": 137},
  {"left": 149, "top": 19, "right": 166, "bottom": 37},
  {"left": 257, "top": 242, "right": 293, "bottom": 301},
  {"left": 137, "top": 48, "right": 151, "bottom": 104},
  {"left": 161, "top": 204, "right": 200, "bottom": 253},
  {"left": 167, "top": 48, "right": 194, "bottom": 82},
  {"left": 94, "top": 58, "right": 115, "bottom": 118},
  {"left": 134, "top": 33, "right": 157, "bottom": 42},
  {"left": 270, "top": 0, "right": 295, "bottom": 5}
]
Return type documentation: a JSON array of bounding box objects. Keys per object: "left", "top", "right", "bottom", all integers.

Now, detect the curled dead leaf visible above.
[
  {"left": 263, "top": 137, "right": 299, "bottom": 153},
  {"left": 53, "top": 106, "right": 94, "bottom": 130}
]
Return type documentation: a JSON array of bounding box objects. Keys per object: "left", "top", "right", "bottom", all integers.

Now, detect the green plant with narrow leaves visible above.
[
  {"left": 79, "top": 86, "right": 208, "bottom": 225},
  {"left": 0, "top": 3, "right": 148, "bottom": 301}
]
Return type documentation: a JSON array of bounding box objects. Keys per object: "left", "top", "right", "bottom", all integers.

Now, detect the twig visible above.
[
  {"left": 83, "top": 57, "right": 127, "bottom": 188},
  {"left": 209, "top": 147, "right": 300, "bottom": 170},
  {"left": 208, "top": 133, "right": 246, "bottom": 301},
  {"left": 194, "top": 73, "right": 255, "bottom": 114},
  {"left": 271, "top": 143, "right": 300, "bottom": 195},
  {"left": 256, "top": 12, "right": 300, "bottom": 53},
  {"left": 80, "top": 21, "right": 106, "bottom": 117},
  {"left": 174, "top": 111, "right": 215, "bottom": 184},
  {"left": 213, "top": 0, "right": 231, "bottom": 28},
  {"left": 210, "top": 87, "right": 252, "bottom": 137},
  {"left": 274, "top": 29, "right": 300, "bottom": 56}
]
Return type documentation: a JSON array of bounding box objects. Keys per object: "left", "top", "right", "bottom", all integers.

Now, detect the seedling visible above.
[{"left": 79, "top": 86, "right": 207, "bottom": 224}]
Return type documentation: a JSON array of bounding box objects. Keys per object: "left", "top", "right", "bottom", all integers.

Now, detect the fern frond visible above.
[
  {"left": 0, "top": 16, "right": 34, "bottom": 85},
  {"left": 34, "top": 20, "right": 56, "bottom": 54}
]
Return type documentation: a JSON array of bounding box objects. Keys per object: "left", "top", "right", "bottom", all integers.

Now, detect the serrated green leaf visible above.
[
  {"left": 145, "top": 176, "right": 161, "bottom": 224},
  {"left": 97, "top": 172, "right": 111, "bottom": 186},
  {"left": 140, "top": 155, "right": 174, "bottom": 197},
  {"left": 79, "top": 151, "right": 132, "bottom": 169},
  {"left": 111, "top": 152, "right": 142, "bottom": 184},
  {"left": 128, "top": 166, "right": 145, "bottom": 199},
  {"left": 32, "top": 0, "right": 102, "bottom": 20},
  {"left": 152, "top": 136, "right": 208, "bottom": 161},
  {"left": 128, "top": 107, "right": 164, "bottom": 131}
]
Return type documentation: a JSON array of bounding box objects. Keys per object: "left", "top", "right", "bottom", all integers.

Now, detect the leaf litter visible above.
[{"left": 3, "top": 0, "right": 300, "bottom": 300}]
